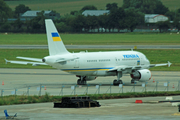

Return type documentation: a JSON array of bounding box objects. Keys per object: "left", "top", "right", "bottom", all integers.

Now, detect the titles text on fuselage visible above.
[{"left": 123, "top": 54, "right": 139, "bottom": 59}]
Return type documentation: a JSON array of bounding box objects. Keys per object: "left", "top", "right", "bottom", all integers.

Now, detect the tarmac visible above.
[
  {"left": 0, "top": 96, "right": 180, "bottom": 120},
  {"left": 0, "top": 68, "right": 180, "bottom": 119}
]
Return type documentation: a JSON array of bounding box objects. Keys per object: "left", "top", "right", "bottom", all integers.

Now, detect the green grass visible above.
[
  {"left": 5, "top": 0, "right": 123, "bottom": 15},
  {"left": 1, "top": 49, "right": 180, "bottom": 71},
  {"left": 5, "top": 0, "right": 180, "bottom": 15},
  {"left": 1, "top": 33, "right": 180, "bottom": 45},
  {"left": 1, "top": 91, "right": 180, "bottom": 106}
]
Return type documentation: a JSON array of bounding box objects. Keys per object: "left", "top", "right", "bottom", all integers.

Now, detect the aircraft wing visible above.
[
  {"left": 149, "top": 61, "right": 172, "bottom": 68},
  {"left": 108, "top": 61, "right": 171, "bottom": 72},
  {"left": 5, "top": 59, "right": 47, "bottom": 66},
  {"left": 108, "top": 66, "right": 141, "bottom": 72}
]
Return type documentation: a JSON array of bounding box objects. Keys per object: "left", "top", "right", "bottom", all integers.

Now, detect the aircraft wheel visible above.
[
  {"left": 113, "top": 79, "right": 117, "bottom": 86},
  {"left": 77, "top": 79, "right": 81, "bottom": 85},
  {"left": 131, "top": 79, "right": 135, "bottom": 84}
]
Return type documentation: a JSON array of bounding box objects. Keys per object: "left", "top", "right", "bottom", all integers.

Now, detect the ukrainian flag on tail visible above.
[{"left": 51, "top": 32, "right": 61, "bottom": 41}]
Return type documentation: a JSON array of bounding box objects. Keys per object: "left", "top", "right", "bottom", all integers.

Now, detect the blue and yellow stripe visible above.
[{"left": 51, "top": 32, "right": 61, "bottom": 41}]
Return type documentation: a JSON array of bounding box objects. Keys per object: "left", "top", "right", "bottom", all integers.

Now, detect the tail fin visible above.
[{"left": 45, "top": 19, "right": 69, "bottom": 55}]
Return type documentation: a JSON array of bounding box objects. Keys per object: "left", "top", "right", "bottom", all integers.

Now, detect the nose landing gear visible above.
[{"left": 77, "top": 76, "right": 87, "bottom": 85}]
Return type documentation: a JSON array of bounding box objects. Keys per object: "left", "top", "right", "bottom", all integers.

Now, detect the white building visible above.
[
  {"left": 21, "top": 11, "right": 60, "bottom": 20},
  {"left": 82, "top": 10, "right": 110, "bottom": 16},
  {"left": 145, "top": 14, "right": 169, "bottom": 23}
]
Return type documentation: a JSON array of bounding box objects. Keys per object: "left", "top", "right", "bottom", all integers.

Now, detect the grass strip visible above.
[
  {"left": 1, "top": 91, "right": 180, "bottom": 106},
  {"left": 1, "top": 33, "right": 180, "bottom": 45},
  {"left": 1, "top": 49, "right": 180, "bottom": 71}
]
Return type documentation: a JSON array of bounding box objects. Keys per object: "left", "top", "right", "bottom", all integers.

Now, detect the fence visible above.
[{"left": 1, "top": 80, "right": 180, "bottom": 98}]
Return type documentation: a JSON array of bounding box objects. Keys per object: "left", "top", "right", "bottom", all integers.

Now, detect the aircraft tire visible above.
[
  {"left": 113, "top": 80, "right": 117, "bottom": 86},
  {"left": 77, "top": 79, "right": 81, "bottom": 85}
]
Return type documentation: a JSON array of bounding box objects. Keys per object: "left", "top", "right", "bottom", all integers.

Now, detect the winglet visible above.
[
  {"left": 4, "top": 59, "right": 8, "bottom": 64},
  {"left": 168, "top": 61, "right": 172, "bottom": 67}
]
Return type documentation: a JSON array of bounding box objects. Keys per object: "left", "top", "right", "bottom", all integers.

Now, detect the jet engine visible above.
[{"left": 130, "top": 69, "right": 152, "bottom": 82}]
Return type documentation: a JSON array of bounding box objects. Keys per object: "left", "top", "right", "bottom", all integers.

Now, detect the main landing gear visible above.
[
  {"left": 113, "top": 79, "right": 123, "bottom": 86},
  {"left": 77, "top": 76, "right": 87, "bottom": 85},
  {"left": 113, "top": 71, "right": 123, "bottom": 86}
]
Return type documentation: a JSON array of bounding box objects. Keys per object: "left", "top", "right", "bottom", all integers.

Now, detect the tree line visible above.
[{"left": 0, "top": 0, "right": 180, "bottom": 33}]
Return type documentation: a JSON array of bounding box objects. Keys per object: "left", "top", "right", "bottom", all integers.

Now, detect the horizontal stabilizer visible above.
[
  {"left": 16, "top": 56, "right": 42, "bottom": 62},
  {"left": 5, "top": 59, "right": 47, "bottom": 66}
]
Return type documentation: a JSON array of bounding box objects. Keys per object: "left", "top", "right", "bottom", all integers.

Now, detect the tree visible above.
[
  {"left": 0, "top": 22, "right": 11, "bottom": 32},
  {"left": 156, "top": 20, "right": 170, "bottom": 32},
  {"left": 97, "top": 14, "right": 109, "bottom": 32},
  {"left": 123, "top": 0, "right": 169, "bottom": 14},
  {"left": 29, "top": 11, "right": 46, "bottom": 32},
  {"left": 154, "top": 1, "right": 169, "bottom": 14},
  {"left": 56, "top": 22, "right": 72, "bottom": 32},
  {"left": 108, "top": 7, "right": 126, "bottom": 32},
  {"left": 124, "top": 8, "right": 144, "bottom": 32},
  {"left": 13, "top": 18, "right": 23, "bottom": 31},
  {"left": 70, "top": 11, "right": 78, "bottom": 15},
  {"left": 173, "top": 17, "right": 180, "bottom": 31},
  {"left": 69, "top": 15, "right": 85, "bottom": 32},
  {"left": 165, "top": 11, "right": 176, "bottom": 21},
  {"left": 81, "top": 5, "right": 97, "bottom": 11},
  {"left": 15, "top": 4, "right": 31, "bottom": 17},
  {"left": 0, "top": 0, "right": 12, "bottom": 22},
  {"left": 178, "top": 8, "right": 180, "bottom": 13},
  {"left": 84, "top": 15, "right": 98, "bottom": 32},
  {"left": 106, "top": 3, "right": 118, "bottom": 10}
]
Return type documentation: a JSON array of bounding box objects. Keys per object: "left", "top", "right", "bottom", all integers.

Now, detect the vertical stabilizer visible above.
[{"left": 45, "top": 19, "right": 69, "bottom": 55}]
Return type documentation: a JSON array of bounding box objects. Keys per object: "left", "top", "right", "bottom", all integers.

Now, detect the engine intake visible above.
[{"left": 130, "top": 69, "right": 152, "bottom": 82}]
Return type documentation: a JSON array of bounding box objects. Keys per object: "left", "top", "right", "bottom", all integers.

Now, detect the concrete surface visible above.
[{"left": 0, "top": 96, "right": 180, "bottom": 120}]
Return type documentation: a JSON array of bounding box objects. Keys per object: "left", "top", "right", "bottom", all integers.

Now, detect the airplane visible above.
[{"left": 5, "top": 19, "right": 172, "bottom": 85}]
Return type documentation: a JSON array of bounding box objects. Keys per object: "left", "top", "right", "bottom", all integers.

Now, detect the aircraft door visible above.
[{"left": 115, "top": 57, "right": 120, "bottom": 65}]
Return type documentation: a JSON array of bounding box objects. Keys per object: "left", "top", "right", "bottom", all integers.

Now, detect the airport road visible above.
[
  {"left": 0, "top": 68, "right": 180, "bottom": 120},
  {"left": 0, "top": 45, "right": 180, "bottom": 49}
]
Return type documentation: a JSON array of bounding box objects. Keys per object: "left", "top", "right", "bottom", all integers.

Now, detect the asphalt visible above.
[
  {"left": 0, "top": 96, "right": 180, "bottom": 120},
  {"left": 0, "top": 69, "right": 180, "bottom": 96},
  {"left": 0, "top": 45, "right": 180, "bottom": 49}
]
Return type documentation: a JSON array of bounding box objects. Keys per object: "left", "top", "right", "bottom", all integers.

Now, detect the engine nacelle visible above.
[{"left": 130, "top": 69, "right": 152, "bottom": 82}]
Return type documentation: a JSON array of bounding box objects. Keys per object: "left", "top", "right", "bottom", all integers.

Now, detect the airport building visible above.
[
  {"left": 82, "top": 10, "right": 110, "bottom": 16},
  {"left": 145, "top": 14, "right": 169, "bottom": 23},
  {"left": 21, "top": 10, "right": 60, "bottom": 20}
]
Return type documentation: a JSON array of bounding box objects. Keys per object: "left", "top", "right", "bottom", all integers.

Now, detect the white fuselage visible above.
[{"left": 44, "top": 51, "right": 150, "bottom": 77}]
